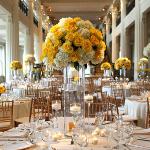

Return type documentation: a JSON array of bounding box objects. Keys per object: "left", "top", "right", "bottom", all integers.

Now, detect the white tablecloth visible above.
[
  {"left": 102, "top": 85, "right": 131, "bottom": 97},
  {"left": 125, "top": 96, "right": 147, "bottom": 127}
]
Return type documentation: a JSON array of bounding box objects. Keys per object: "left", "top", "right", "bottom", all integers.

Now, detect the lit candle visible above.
[
  {"left": 84, "top": 94, "right": 93, "bottom": 102},
  {"left": 92, "top": 137, "right": 98, "bottom": 145},
  {"left": 70, "top": 104, "right": 81, "bottom": 114},
  {"left": 52, "top": 101, "right": 61, "bottom": 111}
]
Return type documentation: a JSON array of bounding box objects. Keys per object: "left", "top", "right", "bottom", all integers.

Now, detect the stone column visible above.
[
  {"left": 105, "top": 17, "right": 111, "bottom": 46},
  {"left": 28, "top": 0, "right": 34, "bottom": 55},
  {"left": 12, "top": 0, "right": 19, "bottom": 60},
  {"left": 6, "top": 15, "right": 12, "bottom": 81},
  {"left": 37, "top": 5, "right": 43, "bottom": 63},
  {"left": 112, "top": 7, "right": 118, "bottom": 62},
  {"left": 134, "top": 0, "right": 142, "bottom": 79},
  {"left": 120, "top": 0, "right": 126, "bottom": 57}
]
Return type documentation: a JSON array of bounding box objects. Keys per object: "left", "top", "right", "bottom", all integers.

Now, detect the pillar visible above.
[
  {"left": 12, "top": 0, "right": 19, "bottom": 60},
  {"left": 28, "top": 0, "right": 34, "bottom": 55},
  {"left": 105, "top": 17, "right": 111, "bottom": 46},
  {"left": 112, "top": 6, "right": 118, "bottom": 62},
  {"left": 120, "top": 0, "right": 127, "bottom": 57},
  {"left": 134, "top": 0, "right": 142, "bottom": 79},
  {"left": 37, "top": 5, "right": 43, "bottom": 63},
  {"left": 6, "top": 15, "right": 12, "bottom": 81}
]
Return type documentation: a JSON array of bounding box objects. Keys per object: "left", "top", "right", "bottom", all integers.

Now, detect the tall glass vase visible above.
[
  {"left": 63, "top": 64, "right": 85, "bottom": 134},
  {"left": 13, "top": 69, "right": 18, "bottom": 80},
  {"left": 119, "top": 67, "right": 126, "bottom": 79}
]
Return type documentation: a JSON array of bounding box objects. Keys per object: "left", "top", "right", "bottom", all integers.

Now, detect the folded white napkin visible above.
[
  {"left": 134, "top": 128, "right": 150, "bottom": 135},
  {"left": 2, "top": 131, "right": 28, "bottom": 138}
]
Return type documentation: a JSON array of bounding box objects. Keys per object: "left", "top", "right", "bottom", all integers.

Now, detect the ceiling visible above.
[{"left": 41, "top": 0, "right": 113, "bottom": 24}]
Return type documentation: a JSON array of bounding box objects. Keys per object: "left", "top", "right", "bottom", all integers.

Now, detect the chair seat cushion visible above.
[
  {"left": 15, "top": 117, "right": 29, "bottom": 124},
  {"left": 122, "top": 115, "right": 137, "bottom": 121}
]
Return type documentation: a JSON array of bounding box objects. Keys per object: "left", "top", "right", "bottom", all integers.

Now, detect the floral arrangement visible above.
[
  {"left": 25, "top": 54, "right": 35, "bottom": 64},
  {"left": 101, "top": 62, "right": 111, "bottom": 70},
  {"left": 114, "top": 57, "right": 131, "bottom": 70},
  {"left": 143, "top": 43, "right": 150, "bottom": 56},
  {"left": 10, "top": 60, "right": 22, "bottom": 70},
  {"left": 138, "top": 57, "right": 149, "bottom": 66},
  {"left": 41, "top": 17, "right": 106, "bottom": 70},
  {"left": 0, "top": 85, "right": 6, "bottom": 94}
]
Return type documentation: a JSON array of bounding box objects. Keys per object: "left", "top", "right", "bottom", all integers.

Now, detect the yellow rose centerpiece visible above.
[
  {"left": 41, "top": 17, "right": 106, "bottom": 70},
  {"left": 10, "top": 60, "right": 22, "bottom": 70},
  {"left": 0, "top": 85, "right": 6, "bottom": 95},
  {"left": 114, "top": 57, "right": 131, "bottom": 70},
  {"left": 101, "top": 62, "right": 111, "bottom": 78},
  {"left": 101, "top": 62, "right": 111, "bottom": 70},
  {"left": 25, "top": 54, "right": 35, "bottom": 65},
  {"left": 138, "top": 57, "right": 148, "bottom": 66}
]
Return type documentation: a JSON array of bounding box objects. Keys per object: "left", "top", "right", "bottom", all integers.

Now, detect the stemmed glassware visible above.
[
  {"left": 70, "top": 103, "right": 81, "bottom": 125},
  {"left": 52, "top": 100, "right": 61, "bottom": 128}
]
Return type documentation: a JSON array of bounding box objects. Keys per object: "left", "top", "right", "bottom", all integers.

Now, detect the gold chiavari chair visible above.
[
  {"left": 130, "top": 85, "right": 141, "bottom": 96},
  {"left": 87, "top": 102, "right": 114, "bottom": 121},
  {"left": 107, "top": 96, "right": 138, "bottom": 124},
  {"left": 111, "top": 84, "right": 125, "bottom": 106},
  {"left": 25, "top": 85, "right": 39, "bottom": 98},
  {"left": 0, "top": 101, "right": 14, "bottom": 131},
  {"left": 85, "top": 77, "right": 95, "bottom": 95},
  {"left": 29, "top": 97, "right": 52, "bottom": 122},
  {"left": 38, "top": 90, "right": 50, "bottom": 98},
  {"left": 146, "top": 97, "right": 150, "bottom": 128}
]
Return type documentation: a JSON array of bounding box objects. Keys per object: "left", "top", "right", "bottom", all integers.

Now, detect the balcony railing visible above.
[
  {"left": 33, "top": 15, "right": 38, "bottom": 27},
  {"left": 126, "top": 0, "right": 135, "bottom": 15},
  {"left": 116, "top": 14, "right": 121, "bottom": 26},
  {"left": 42, "top": 28, "right": 46, "bottom": 40},
  {"left": 19, "top": 0, "right": 28, "bottom": 16}
]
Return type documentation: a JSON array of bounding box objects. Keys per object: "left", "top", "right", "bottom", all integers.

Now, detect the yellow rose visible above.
[
  {"left": 64, "top": 19, "right": 78, "bottom": 32},
  {"left": 69, "top": 52, "right": 80, "bottom": 62},
  {"left": 82, "top": 39, "right": 92, "bottom": 52},
  {"left": 90, "top": 28, "right": 103, "bottom": 39},
  {"left": 62, "top": 41, "right": 74, "bottom": 54},
  {"left": 65, "top": 32, "right": 75, "bottom": 42},
  {"left": 90, "top": 35, "right": 100, "bottom": 46},
  {"left": 101, "top": 62, "right": 111, "bottom": 70},
  {"left": 73, "top": 34, "right": 83, "bottom": 47}
]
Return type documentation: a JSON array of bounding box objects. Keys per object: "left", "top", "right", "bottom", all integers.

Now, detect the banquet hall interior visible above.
[{"left": 0, "top": 0, "right": 150, "bottom": 149}]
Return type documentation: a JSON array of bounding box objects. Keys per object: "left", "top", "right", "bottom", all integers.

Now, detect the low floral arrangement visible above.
[
  {"left": 25, "top": 54, "right": 35, "bottom": 65},
  {"left": 138, "top": 57, "right": 149, "bottom": 66},
  {"left": 143, "top": 43, "right": 150, "bottom": 56},
  {"left": 10, "top": 60, "right": 22, "bottom": 70},
  {"left": 101, "top": 62, "right": 111, "bottom": 70},
  {"left": 0, "top": 85, "right": 6, "bottom": 94},
  {"left": 40, "top": 17, "right": 106, "bottom": 70},
  {"left": 114, "top": 57, "right": 131, "bottom": 70}
]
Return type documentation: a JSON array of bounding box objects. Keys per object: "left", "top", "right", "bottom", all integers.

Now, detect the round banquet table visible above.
[
  {"left": 125, "top": 96, "right": 147, "bottom": 127},
  {"left": 102, "top": 85, "right": 131, "bottom": 97}
]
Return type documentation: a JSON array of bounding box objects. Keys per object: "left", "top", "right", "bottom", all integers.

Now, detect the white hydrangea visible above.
[
  {"left": 91, "top": 58, "right": 103, "bottom": 65},
  {"left": 77, "top": 20, "right": 93, "bottom": 29},
  {"left": 53, "top": 50, "right": 69, "bottom": 69},
  {"left": 58, "top": 17, "right": 72, "bottom": 27},
  {"left": 143, "top": 43, "right": 150, "bottom": 56},
  {"left": 79, "top": 50, "right": 95, "bottom": 65},
  {"left": 78, "top": 28, "right": 90, "bottom": 39}
]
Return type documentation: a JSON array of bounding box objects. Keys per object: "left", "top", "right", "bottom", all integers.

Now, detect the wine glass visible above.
[
  {"left": 95, "top": 112, "right": 104, "bottom": 128},
  {"left": 52, "top": 100, "right": 61, "bottom": 128},
  {"left": 70, "top": 103, "right": 81, "bottom": 125}
]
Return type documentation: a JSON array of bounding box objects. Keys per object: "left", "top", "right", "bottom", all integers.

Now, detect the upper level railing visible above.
[
  {"left": 126, "top": 0, "right": 135, "bottom": 15},
  {"left": 19, "top": 0, "right": 29, "bottom": 16}
]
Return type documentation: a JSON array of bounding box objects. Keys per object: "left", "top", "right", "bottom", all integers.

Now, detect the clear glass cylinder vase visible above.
[
  {"left": 119, "top": 67, "right": 126, "bottom": 79},
  {"left": 13, "top": 69, "right": 18, "bottom": 80},
  {"left": 63, "top": 64, "right": 85, "bottom": 134}
]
